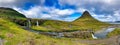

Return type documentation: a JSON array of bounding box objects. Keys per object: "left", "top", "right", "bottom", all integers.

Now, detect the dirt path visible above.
[{"left": 74, "top": 35, "right": 120, "bottom": 45}]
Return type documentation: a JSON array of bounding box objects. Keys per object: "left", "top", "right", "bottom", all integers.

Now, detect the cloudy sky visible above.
[{"left": 0, "top": 0, "right": 120, "bottom": 22}]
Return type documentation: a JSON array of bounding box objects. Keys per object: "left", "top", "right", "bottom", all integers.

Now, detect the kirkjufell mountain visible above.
[{"left": 72, "top": 11, "right": 109, "bottom": 31}]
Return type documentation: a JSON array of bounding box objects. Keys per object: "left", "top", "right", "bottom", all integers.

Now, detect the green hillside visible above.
[
  {"left": 31, "top": 19, "right": 76, "bottom": 32},
  {"left": 0, "top": 7, "right": 26, "bottom": 19},
  {"left": 0, "top": 8, "right": 85, "bottom": 45},
  {"left": 0, "top": 18, "right": 86, "bottom": 45},
  {"left": 107, "top": 28, "right": 120, "bottom": 37},
  {"left": 32, "top": 11, "right": 110, "bottom": 32},
  {"left": 72, "top": 11, "right": 110, "bottom": 31}
]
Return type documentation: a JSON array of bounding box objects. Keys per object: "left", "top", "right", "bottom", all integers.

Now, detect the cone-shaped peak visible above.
[
  {"left": 74, "top": 11, "right": 95, "bottom": 21},
  {"left": 83, "top": 11, "right": 89, "bottom": 14},
  {"left": 80, "top": 11, "right": 93, "bottom": 19}
]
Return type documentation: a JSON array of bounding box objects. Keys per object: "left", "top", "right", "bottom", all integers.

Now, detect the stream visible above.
[
  {"left": 92, "top": 28, "right": 115, "bottom": 39},
  {"left": 23, "top": 26, "right": 116, "bottom": 39},
  {"left": 26, "top": 29, "right": 93, "bottom": 38}
]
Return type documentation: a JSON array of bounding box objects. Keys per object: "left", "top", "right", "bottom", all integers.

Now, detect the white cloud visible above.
[
  {"left": 1, "top": 0, "right": 120, "bottom": 21},
  {"left": 14, "top": 6, "right": 40, "bottom": 18},
  {"left": 59, "top": 0, "right": 120, "bottom": 21},
  {"left": 0, "top": 0, "right": 15, "bottom": 3},
  {"left": 113, "top": 10, "right": 120, "bottom": 21},
  {"left": 50, "top": 9, "right": 74, "bottom": 16},
  {"left": 14, "top": 6, "right": 75, "bottom": 21}
]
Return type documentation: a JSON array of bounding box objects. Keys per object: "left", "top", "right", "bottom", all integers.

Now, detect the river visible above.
[{"left": 92, "top": 28, "right": 115, "bottom": 39}]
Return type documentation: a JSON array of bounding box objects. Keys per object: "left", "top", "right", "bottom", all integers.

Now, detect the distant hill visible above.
[
  {"left": 0, "top": 7, "right": 26, "bottom": 19},
  {"left": 74, "top": 11, "right": 98, "bottom": 21},
  {"left": 72, "top": 11, "right": 110, "bottom": 31}
]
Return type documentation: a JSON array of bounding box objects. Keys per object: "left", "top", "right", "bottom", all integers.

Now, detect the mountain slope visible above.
[
  {"left": 0, "top": 7, "right": 26, "bottom": 19},
  {"left": 72, "top": 11, "right": 110, "bottom": 31},
  {"left": 74, "top": 11, "right": 98, "bottom": 21}
]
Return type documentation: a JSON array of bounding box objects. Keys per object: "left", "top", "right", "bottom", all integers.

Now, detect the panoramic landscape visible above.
[{"left": 0, "top": 0, "right": 120, "bottom": 45}]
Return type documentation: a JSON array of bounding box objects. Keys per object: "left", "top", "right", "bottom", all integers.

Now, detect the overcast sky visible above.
[{"left": 0, "top": 0, "right": 120, "bottom": 22}]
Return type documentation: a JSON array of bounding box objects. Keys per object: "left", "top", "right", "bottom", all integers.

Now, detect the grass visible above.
[
  {"left": 31, "top": 11, "right": 110, "bottom": 32},
  {"left": 31, "top": 20, "right": 78, "bottom": 32},
  {"left": 0, "top": 8, "right": 110, "bottom": 32},
  {"left": 0, "top": 7, "right": 112, "bottom": 45},
  {"left": 107, "top": 28, "right": 120, "bottom": 37},
  {"left": 0, "top": 18, "right": 86, "bottom": 45},
  {"left": 0, "top": 7, "right": 114, "bottom": 45},
  {"left": 0, "top": 7, "right": 26, "bottom": 19},
  {"left": 31, "top": 26, "right": 51, "bottom": 32},
  {"left": 71, "top": 11, "right": 110, "bottom": 31}
]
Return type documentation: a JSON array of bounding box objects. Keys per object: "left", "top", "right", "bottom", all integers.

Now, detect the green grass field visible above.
[
  {"left": 0, "top": 7, "right": 87, "bottom": 45},
  {"left": 0, "top": 18, "right": 87, "bottom": 45},
  {"left": 31, "top": 11, "right": 110, "bottom": 32},
  {"left": 107, "top": 28, "right": 120, "bottom": 37}
]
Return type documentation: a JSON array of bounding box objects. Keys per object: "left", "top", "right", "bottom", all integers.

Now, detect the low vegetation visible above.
[
  {"left": 31, "top": 11, "right": 110, "bottom": 32},
  {"left": 72, "top": 11, "right": 110, "bottom": 31},
  {"left": 107, "top": 28, "right": 120, "bottom": 37},
  {"left": 0, "top": 18, "right": 86, "bottom": 45},
  {"left": 0, "top": 7, "right": 115, "bottom": 45}
]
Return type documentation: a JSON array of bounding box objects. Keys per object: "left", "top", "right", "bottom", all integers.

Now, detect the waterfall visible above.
[
  {"left": 36, "top": 20, "right": 39, "bottom": 26},
  {"left": 28, "top": 20, "right": 31, "bottom": 27},
  {"left": 92, "top": 34, "right": 98, "bottom": 39}
]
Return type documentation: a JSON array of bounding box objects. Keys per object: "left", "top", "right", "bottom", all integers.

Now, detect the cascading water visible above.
[
  {"left": 36, "top": 20, "right": 39, "bottom": 26},
  {"left": 28, "top": 20, "right": 31, "bottom": 27}
]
